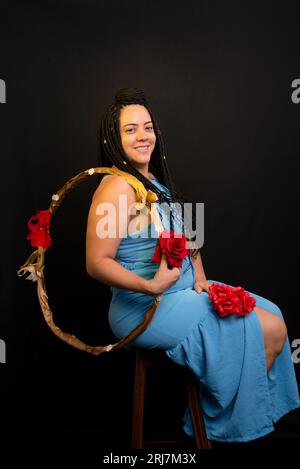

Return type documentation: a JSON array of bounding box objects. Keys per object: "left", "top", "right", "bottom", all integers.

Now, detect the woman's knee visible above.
[
  {"left": 269, "top": 316, "right": 288, "bottom": 354},
  {"left": 268, "top": 301, "right": 284, "bottom": 319},
  {"left": 255, "top": 307, "right": 287, "bottom": 354}
]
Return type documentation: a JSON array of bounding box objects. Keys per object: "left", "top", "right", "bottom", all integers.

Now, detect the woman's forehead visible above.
[{"left": 120, "top": 104, "right": 151, "bottom": 124}]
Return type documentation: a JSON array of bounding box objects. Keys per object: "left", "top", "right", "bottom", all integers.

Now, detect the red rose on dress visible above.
[
  {"left": 152, "top": 230, "right": 189, "bottom": 268},
  {"left": 26, "top": 209, "right": 52, "bottom": 250},
  {"left": 234, "top": 286, "right": 257, "bottom": 316},
  {"left": 208, "top": 284, "right": 242, "bottom": 317},
  {"left": 208, "top": 283, "right": 256, "bottom": 318}
]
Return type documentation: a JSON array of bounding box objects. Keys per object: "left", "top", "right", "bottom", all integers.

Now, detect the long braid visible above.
[{"left": 97, "top": 88, "right": 200, "bottom": 258}]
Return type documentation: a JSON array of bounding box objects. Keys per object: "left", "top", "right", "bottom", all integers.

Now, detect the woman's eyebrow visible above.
[{"left": 123, "top": 120, "right": 152, "bottom": 128}]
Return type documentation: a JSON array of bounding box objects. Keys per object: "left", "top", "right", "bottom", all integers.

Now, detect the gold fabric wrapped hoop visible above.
[{"left": 17, "top": 165, "right": 164, "bottom": 356}]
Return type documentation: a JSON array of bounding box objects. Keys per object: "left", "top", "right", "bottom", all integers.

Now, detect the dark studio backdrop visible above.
[{"left": 1, "top": 0, "right": 300, "bottom": 460}]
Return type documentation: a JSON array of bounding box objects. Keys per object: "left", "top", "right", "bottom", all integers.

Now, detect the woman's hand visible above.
[
  {"left": 148, "top": 254, "right": 180, "bottom": 296},
  {"left": 194, "top": 279, "right": 212, "bottom": 294}
]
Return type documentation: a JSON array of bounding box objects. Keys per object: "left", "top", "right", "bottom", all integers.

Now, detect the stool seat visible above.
[{"left": 127, "top": 346, "right": 211, "bottom": 449}]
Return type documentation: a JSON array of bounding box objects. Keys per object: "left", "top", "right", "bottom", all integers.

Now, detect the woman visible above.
[{"left": 85, "top": 88, "right": 300, "bottom": 442}]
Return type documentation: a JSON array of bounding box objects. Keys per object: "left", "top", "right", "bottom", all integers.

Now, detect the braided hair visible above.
[{"left": 97, "top": 87, "right": 200, "bottom": 258}]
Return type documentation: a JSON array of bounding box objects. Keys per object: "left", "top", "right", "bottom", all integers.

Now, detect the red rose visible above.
[
  {"left": 208, "top": 283, "right": 256, "bottom": 318},
  {"left": 26, "top": 209, "right": 52, "bottom": 250},
  {"left": 152, "top": 230, "right": 189, "bottom": 268},
  {"left": 234, "top": 286, "right": 257, "bottom": 316}
]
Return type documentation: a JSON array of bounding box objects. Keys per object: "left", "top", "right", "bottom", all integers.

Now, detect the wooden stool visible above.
[{"left": 128, "top": 346, "right": 212, "bottom": 449}]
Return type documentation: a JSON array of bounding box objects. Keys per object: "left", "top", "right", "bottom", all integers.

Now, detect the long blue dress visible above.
[{"left": 103, "top": 175, "right": 300, "bottom": 442}]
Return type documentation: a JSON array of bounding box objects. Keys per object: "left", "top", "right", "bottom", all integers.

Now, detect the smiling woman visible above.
[{"left": 84, "top": 87, "right": 300, "bottom": 444}]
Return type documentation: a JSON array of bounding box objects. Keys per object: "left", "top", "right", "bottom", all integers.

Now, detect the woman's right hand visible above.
[{"left": 148, "top": 254, "right": 180, "bottom": 296}]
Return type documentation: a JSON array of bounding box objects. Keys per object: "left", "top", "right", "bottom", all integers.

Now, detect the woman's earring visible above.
[{"left": 123, "top": 160, "right": 127, "bottom": 165}]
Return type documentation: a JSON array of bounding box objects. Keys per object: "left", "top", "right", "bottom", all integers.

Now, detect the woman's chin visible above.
[{"left": 129, "top": 156, "right": 151, "bottom": 167}]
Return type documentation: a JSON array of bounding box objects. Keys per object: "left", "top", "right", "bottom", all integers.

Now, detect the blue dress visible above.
[{"left": 104, "top": 175, "right": 300, "bottom": 442}]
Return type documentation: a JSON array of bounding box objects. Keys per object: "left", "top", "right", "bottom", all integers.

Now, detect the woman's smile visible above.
[{"left": 134, "top": 145, "right": 150, "bottom": 154}]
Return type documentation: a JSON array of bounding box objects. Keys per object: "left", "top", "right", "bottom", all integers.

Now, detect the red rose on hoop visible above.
[
  {"left": 208, "top": 283, "right": 256, "bottom": 318},
  {"left": 26, "top": 209, "right": 52, "bottom": 250},
  {"left": 152, "top": 230, "right": 189, "bottom": 268}
]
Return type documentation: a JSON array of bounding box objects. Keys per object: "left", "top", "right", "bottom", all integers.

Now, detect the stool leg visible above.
[
  {"left": 186, "top": 374, "right": 212, "bottom": 449},
  {"left": 131, "top": 352, "right": 147, "bottom": 449}
]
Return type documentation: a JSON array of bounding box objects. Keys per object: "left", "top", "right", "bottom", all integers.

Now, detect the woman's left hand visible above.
[{"left": 194, "top": 279, "right": 212, "bottom": 294}]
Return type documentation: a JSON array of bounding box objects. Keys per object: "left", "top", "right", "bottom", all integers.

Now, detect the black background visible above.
[{"left": 1, "top": 0, "right": 300, "bottom": 460}]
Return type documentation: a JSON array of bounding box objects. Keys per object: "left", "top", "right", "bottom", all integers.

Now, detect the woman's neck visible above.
[{"left": 137, "top": 168, "right": 155, "bottom": 181}]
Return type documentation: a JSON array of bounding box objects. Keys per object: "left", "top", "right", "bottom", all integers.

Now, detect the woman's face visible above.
[{"left": 119, "top": 104, "right": 156, "bottom": 170}]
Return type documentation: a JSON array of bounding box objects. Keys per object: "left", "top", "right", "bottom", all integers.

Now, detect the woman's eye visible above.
[
  {"left": 126, "top": 128, "right": 134, "bottom": 133},
  {"left": 146, "top": 126, "right": 153, "bottom": 131}
]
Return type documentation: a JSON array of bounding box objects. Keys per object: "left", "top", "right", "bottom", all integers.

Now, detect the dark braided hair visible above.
[{"left": 97, "top": 87, "right": 200, "bottom": 258}]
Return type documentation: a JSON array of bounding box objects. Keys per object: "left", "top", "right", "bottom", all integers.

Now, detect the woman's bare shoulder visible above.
[{"left": 92, "top": 174, "right": 136, "bottom": 202}]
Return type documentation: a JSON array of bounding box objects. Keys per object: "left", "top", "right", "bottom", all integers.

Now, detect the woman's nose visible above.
[{"left": 136, "top": 128, "right": 148, "bottom": 140}]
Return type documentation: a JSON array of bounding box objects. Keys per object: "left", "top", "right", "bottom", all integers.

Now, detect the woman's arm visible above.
[
  {"left": 86, "top": 176, "right": 180, "bottom": 296},
  {"left": 86, "top": 175, "right": 152, "bottom": 293},
  {"left": 191, "top": 251, "right": 207, "bottom": 282},
  {"left": 87, "top": 256, "right": 153, "bottom": 294},
  {"left": 191, "top": 251, "right": 212, "bottom": 293}
]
